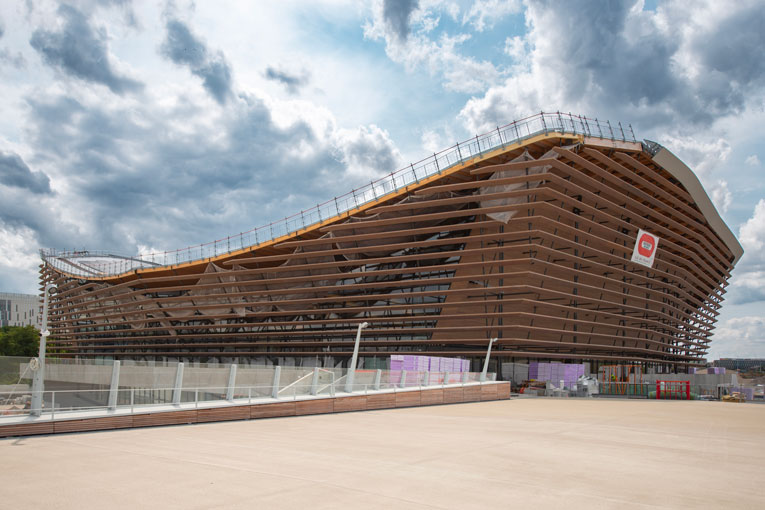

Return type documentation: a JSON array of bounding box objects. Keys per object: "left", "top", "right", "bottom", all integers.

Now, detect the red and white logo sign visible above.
[{"left": 631, "top": 229, "right": 659, "bottom": 268}]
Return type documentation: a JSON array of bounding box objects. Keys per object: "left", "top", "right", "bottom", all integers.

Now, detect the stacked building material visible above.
[
  {"left": 731, "top": 387, "right": 754, "bottom": 400},
  {"left": 529, "top": 362, "right": 586, "bottom": 388},
  {"left": 389, "top": 355, "right": 469, "bottom": 373}
]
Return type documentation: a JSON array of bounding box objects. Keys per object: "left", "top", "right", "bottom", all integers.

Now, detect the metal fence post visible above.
[
  {"left": 108, "top": 360, "right": 121, "bottom": 411},
  {"left": 424, "top": 370, "right": 430, "bottom": 387},
  {"left": 226, "top": 363, "right": 237, "bottom": 401},
  {"left": 172, "top": 362, "right": 184, "bottom": 405},
  {"left": 400, "top": 369, "right": 407, "bottom": 388},
  {"left": 51, "top": 392, "right": 55, "bottom": 420},
  {"left": 374, "top": 369, "right": 382, "bottom": 390},
  {"left": 271, "top": 366, "right": 281, "bottom": 399}
]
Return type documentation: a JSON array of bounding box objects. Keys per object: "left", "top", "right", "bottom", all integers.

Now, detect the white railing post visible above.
[
  {"left": 424, "top": 370, "right": 430, "bottom": 387},
  {"left": 31, "top": 283, "right": 56, "bottom": 417},
  {"left": 271, "top": 366, "right": 281, "bottom": 399},
  {"left": 374, "top": 369, "right": 381, "bottom": 390},
  {"left": 311, "top": 367, "right": 320, "bottom": 395},
  {"left": 400, "top": 369, "right": 407, "bottom": 388},
  {"left": 345, "top": 322, "right": 369, "bottom": 393},
  {"left": 443, "top": 372, "right": 448, "bottom": 387},
  {"left": 51, "top": 392, "right": 55, "bottom": 420},
  {"left": 108, "top": 360, "right": 121, "bottom": 410},
  {"left": 462, "top": 371, "right": 469, "bottom": 383},
  {"left": 226, "top": 363, "right": 237, "bottom": 401},
  {"left": 130, "top": 388, "right": 134, "bottom": 414},
  {"left": 480, "top": 338, "right": 497, "bottom": 382},
  {"left": 172, "top": 362, "right": 184, "bottom": 404}
]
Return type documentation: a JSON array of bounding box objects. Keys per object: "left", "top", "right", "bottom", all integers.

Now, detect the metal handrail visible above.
[
  {"left": 0, "top": 377, "right": 499, "bottom": 420},
  {"left": 40, "top": 112, "right": 637, "bottom": 278}
]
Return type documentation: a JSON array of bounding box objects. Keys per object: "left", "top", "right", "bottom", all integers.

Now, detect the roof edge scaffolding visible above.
[{"left": 650, "top": 145, "right": 743, "bottom": 264}]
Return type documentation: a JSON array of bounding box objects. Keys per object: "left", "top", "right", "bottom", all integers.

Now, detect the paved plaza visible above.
[{"left": 3, "top": 399, "right": 764, "bottom": 509}]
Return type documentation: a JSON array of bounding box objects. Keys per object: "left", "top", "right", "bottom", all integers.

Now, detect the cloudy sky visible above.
[{"left": 0, "top": 0, "right": 763, "bottom": 359}]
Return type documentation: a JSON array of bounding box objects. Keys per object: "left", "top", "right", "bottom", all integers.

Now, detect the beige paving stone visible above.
[{"left": 2, "top": 399, "right": 763, "bottom": 509}]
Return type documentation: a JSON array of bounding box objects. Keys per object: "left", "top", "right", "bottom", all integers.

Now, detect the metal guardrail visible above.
[
  {"left": 41, "top": 112, "right": 637, "bottom": 278},
  {"left": 0, "top": 373, "right": 497, "bottom": 420}
]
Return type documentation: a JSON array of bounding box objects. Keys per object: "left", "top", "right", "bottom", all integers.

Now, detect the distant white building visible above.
[{"left": 0, "top": 292, "right": 40, "bottom": 328}]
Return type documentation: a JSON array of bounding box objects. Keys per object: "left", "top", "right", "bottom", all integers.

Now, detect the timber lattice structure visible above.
[{"left": 39, "top": 113, "right": 743, "bottom": 370}]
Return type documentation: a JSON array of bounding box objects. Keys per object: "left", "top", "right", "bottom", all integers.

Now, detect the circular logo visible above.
[{"left": 637, "top": 233, "right": 656, "bottom": 257}]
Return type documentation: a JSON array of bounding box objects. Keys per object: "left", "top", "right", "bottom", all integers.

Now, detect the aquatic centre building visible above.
[{"left": 39, "top": 113, "right": 743, "bottom": 372}]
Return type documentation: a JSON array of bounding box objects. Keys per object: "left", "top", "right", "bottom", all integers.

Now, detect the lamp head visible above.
[{"left": 361, "top": 322, "right": 370, "bottom": 329}]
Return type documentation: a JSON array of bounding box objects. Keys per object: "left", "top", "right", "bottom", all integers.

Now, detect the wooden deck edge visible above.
[{"left": 0, "top": 382, "right": 510, "bottom": 438}]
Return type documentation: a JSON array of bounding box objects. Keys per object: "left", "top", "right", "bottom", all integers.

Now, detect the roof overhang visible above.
[{"left": 651, "top": 146, "right": 744, "bottom": 265}]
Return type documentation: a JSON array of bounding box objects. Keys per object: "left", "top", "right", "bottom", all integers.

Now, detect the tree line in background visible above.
[{"left": 0, "top": 326, "right": 39, "bottom": 357}]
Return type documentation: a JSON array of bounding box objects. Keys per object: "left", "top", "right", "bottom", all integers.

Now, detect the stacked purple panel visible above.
[
  {"left": 390, "top": 355, "right": 470, "bottom": 375},
  {"left": 528, "top": 362, "right": 586, "bottom": 386},
  {"left": 529, "top": 362, "right": 539, "bottom": 379}
]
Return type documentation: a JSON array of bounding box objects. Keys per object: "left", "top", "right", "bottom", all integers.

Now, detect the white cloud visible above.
[
  {"left": 333, "top": 124, "right": 403, "bottom": 178},
  {"left": 739, "top": 199, "right": 765, "bottom": 254},
  {"left": 503, "top": 35, "right": 528, "bottom": 63},
  {"left": 421, "top": 129, "right": 443, "bottom": 154},
  {"left": 459, "top": 0, "right": 765, "bottom": 134},
  {"left": 710, "top": 180, "right": 732, "bottom": 215},
  {"left": 745, "top": 154, "right": 760, "bottom": 166},
  {"left": 657, "top": 135, "right": 731, "bottom": 180},
  {"left": 462, "top": 0, "right": 522, "bottom": 32},
  {"left": 0, "top": 4, "right": 410, "bottom": 293},
  {"left": 363, "top": 0, "right": 505, "bottom": 93},
  {"left": 725, "top": 200, "right": 765, "bottom": 304},
  {"left": 709, "top": 316, "right": 765, "bottom": 359},
  {"left": 0, "top": 225, "right": 40, "bottom": 291}
]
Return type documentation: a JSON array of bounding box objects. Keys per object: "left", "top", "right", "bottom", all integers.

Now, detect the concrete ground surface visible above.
[{"left": 2, "top": 399, "right": 763, "bottom": 509}]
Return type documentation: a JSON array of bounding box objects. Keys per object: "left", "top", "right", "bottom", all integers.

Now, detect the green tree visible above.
[{"left": 0, "top": 326, "right": 40, "bottom": 357}]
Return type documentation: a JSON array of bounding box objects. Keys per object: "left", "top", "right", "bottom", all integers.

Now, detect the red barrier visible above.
[{"left": 656, "top": 380, "right": 690, "bottom": 400}]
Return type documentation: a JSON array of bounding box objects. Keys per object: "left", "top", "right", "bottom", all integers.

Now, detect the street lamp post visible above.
[
  {"left": 31, "top": 283, "right": 56, "bottom": 417},
  {"left": 480, "top": 338, "right": 498, "bottom": 382},
  {"left": 345, "top": 322, "right": 369, "bottom": 393}
]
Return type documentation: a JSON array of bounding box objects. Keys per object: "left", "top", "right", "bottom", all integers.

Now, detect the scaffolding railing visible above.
[{"left": 41, "top": 112, "right": 637, "bottom": 278}]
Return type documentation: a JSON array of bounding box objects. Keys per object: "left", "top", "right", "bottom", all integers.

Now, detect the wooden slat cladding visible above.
[
  {"left": 0, "top": 383, "right": 510, "bottom": 437},
  {"left": 40, "top": 139, "right": 738, "bottom": 369}
]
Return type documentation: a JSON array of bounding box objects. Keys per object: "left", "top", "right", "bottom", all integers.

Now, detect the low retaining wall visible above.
[{"left": 0, "top": 382, "right": 510, "bottom": 438}]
